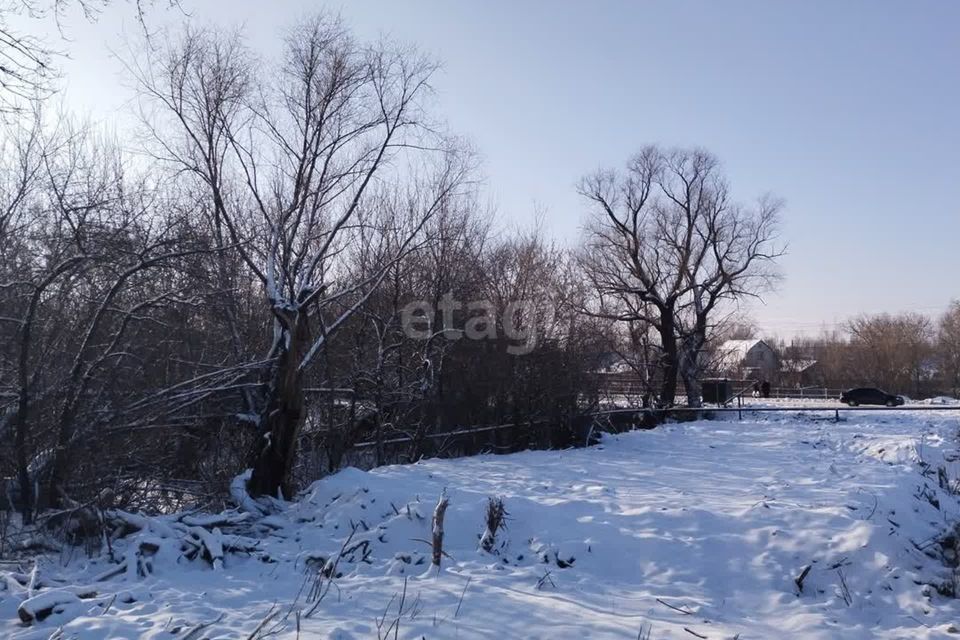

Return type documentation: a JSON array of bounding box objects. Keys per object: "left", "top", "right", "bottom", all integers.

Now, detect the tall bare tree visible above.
[
  {"left": 134, "top": 17, "right": 472, "bottom": 498},
  {"left": 579, "top": 146, "right": 783, "bottom": 406}
]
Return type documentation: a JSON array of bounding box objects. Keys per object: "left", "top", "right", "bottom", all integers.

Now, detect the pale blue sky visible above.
[{"left": 15, "top": 0, "right": 959, "bottom": 337}]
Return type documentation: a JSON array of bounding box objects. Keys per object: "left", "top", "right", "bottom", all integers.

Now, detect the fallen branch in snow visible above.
[
  {"left": 182, "top": 525, "right": 225, "bottom": 569},
  {"left": 231, "top": 470, "right": 269, "bottom": 517},
  {"left": 836, "top": 567, "right": 852, "bottom": 606},
  {"left": 1, "top": 565, "right": 67, "bottom": 594},
  {"left": 93, "top": 539, "right": 160, "bottom": 582},
  {"left": 17, "top": 586, "right": 99, "bottom": 623},
  {"left": 655, "top": 597, "right": 694, "bottom": 615},
  {"left": 44, "top": 505, "right": 269, "bottom": 587},
  {"left": 180, "top": 512, "right": 252, "bottom": 528},
  {"left": 682, "top": 627, "right": 707, "bottom": 639},
  {"left": 182, "top": 612, "right": 225, "bottom": 640}
]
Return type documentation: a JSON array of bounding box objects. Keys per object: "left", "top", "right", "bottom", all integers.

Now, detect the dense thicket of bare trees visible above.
[
  {"left": 0, "top": 108, "right": 232, "bottom": 520},
  {"left": 2, "top": 52, "right": 795, "bottom": 525},
  {"left": 0, "top": 16, "right": 615, "bottom": 523},
  {"left": 847, "top": 313, "right": 933, "bottom": 397}
]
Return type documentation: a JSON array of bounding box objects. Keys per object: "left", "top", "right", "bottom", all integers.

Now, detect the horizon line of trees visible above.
[{"left": 763, "top": 304, "right": 960, "bottom": 398}]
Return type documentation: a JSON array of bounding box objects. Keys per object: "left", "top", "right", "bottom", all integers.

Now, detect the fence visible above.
[
  {"left": 756, "top": 386, "right": 846, "bottom": 400},
  {"left": 292, "top": 408, "right": 656, "bottom": 485},
  {"left": 294, "top": 377, "right": 960, "bottom": 490},
  {"left": 593, "top": 373, "right": 845, "bottom": 402},
  {"left": 664, "top": 403, "right": 960, "bottom": 422}
]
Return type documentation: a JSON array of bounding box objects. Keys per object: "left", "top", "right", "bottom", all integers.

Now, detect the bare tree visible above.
[
  {"left": 134, "top": 17, "right": 472, "bottom": 498},
  {"left": 939, "top": 301, "right": 960, "bottom": 397},
  {"left": 0, "top": 0, "right": 176, "bottom": 115},
  {"left": 0, "top": 107, "right": 95, "bottom": 522},
  {"left": 0, "top": 104, "right": 231, "bottom": 520},
  {"left": 848, "top": 312, "right": 934, "bottom": 396},
  {"left": 579, "top": 146, "right": 783, "bottom": 406}
]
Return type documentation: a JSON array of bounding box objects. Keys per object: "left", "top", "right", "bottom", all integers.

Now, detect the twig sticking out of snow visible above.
[
  {"left": 304, "top": 525, "right": 358, "bottom": 618},
  {"left": 795, "top": 564, "right": 812, "bottom": 594},
  {"left": 837, "top": 567, "right": 853, "bottom": 606},
  {"left": 432, "top": 490, "right": 449, "bottom": 570},
  {"left": 375, "top": 576, "right": 409, "bottom": 640},
  {"left": 27, "top": 560, "right": 38, "bottom": 598},
  {"left": 536, "top": 570, "right": 556, "bottom": 590},
  {"left": 246, "top": 604, "right": 281, "bottom": 639},
  {"left": 454, "top": 576, "right": 471, "bottom": 618}
]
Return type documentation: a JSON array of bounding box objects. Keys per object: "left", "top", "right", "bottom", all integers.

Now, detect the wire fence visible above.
[
  {"left": 290, "top": 380, "right": 960, "bottom": 489},
  {"left": 661, "top": 402, "right": 960, "bottom": 423},
  {"left": 594, "top": 373, "right": 846, "bottom": 401}
]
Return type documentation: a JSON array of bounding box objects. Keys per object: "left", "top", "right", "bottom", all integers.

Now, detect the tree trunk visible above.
[
  {"left": 14, "top": 290, "right": 44, "bottom": 524},
  {"left": 679, "top": 331, "right": 706, "bottom": 408},
  {"left": 657, "top": 315, "right": 679, "bottom": 407},
  {"left": 679, "top": 358, "right": 703, "bottom": 408},
  {"left": 44, "top": 417, "right": 72, "bottom": 510},
  {"left": 13, "top": 402, "right": 32, "bottom": 524},
  {"left": 248, "top": 313, "right": 311, "bottom": 499}
]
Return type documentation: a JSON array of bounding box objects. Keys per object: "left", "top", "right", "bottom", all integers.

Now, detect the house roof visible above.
[
  {"left": 719, "top": 339, "right": 769, "bottom": 360},
  {"left": 713, "top": 339, "right": 773, "bottom": 373},
  {"left": 780, "top": 359, "right": 818, "bottom": 373}
]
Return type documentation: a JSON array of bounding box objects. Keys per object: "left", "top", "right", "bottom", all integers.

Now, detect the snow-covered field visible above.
[{"left": 3, "top": 408, "right": 960, "bottom": 639}]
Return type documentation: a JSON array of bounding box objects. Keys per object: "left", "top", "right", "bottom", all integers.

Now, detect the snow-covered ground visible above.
[{"left": 3, "top": 408, "right": 960, "bottom": 639}]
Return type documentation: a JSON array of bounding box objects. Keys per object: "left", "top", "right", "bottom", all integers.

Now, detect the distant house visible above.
[
  {"left": 715, "top": 339, "right": 778, "bottom": 382},
  {"left": 778, "top": 358, "right": 822, "bottom": 388},
  {"left": 595, "top": 352, "right": 635, "bottom": 374}
]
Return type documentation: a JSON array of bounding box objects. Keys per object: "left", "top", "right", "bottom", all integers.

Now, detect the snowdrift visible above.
[{"left": 2, "top": 409, "right": 960, "bottom": 638}]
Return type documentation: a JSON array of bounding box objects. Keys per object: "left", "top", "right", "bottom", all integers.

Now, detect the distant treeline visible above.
[{"left": 766, "top": 306, "right": 960, "bottom": 397}]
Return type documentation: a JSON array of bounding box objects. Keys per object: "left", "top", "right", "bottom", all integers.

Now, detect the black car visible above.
[{"left": 840, "top": 387, "right": 904, "bottom": 407}]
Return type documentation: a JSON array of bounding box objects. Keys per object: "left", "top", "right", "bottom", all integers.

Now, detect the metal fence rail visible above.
[
  {"left": 598, "top": 380, "right": 848, "bottom": 401},
  {"left": 665, "top": 403, "right": 960, "bottom": 421},
  {"left": 595, "top": 374, "right": 920, "bottom": 402}
]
